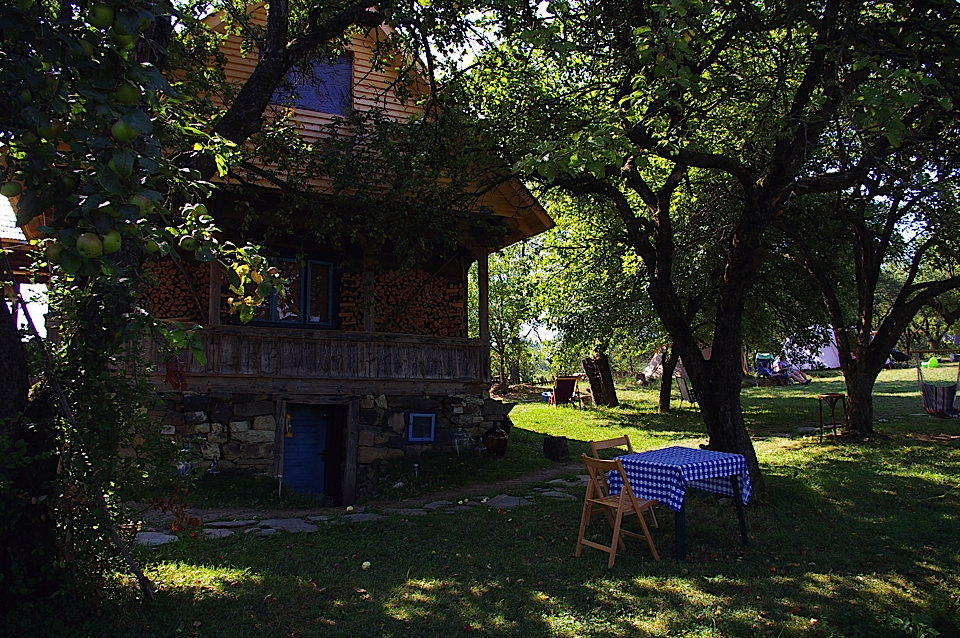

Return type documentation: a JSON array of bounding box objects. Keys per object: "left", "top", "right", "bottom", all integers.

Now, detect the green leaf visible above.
[
  {"left": 225, "top": 267, "right": 241, "bottom": 289},
  {"left": 195, "top": 245, "right": 215, "bottom": 262},
  {"left": 537, "top": 163, "right": 557, "bottom": 181},
  {"left": 97, "top": 170, "right": 123, "bottom": 195},
  {"left": 191, "top": 346, "right": 207, "bottom": 367}
]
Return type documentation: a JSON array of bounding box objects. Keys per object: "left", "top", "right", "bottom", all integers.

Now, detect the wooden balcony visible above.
[{"left": 147, "top": 325, "right": 489, "bottom": 397}]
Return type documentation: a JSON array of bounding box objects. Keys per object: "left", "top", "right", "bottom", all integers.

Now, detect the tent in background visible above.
[{"left": 783, "top": 329, "right": 841, "bottom": 369}]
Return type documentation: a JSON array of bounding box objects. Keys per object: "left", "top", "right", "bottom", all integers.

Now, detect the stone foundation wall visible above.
[
  {"left": 152, "top": 389, "right": 510, "bottom": 499},
  {"left": 353, "top": 391, "right": 509, "bottom": 496},
  {"left": 151, "top": 393, "right": 278, "bottom": 473}
]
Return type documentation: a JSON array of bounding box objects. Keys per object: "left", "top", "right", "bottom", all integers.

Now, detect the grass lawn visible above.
[{"left": 15, "top": 368, "right": 960, "bottom": 637}]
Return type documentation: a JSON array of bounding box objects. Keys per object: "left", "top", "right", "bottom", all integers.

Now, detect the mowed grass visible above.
[{"left": 15, "top": 367, "right": 960, "bottom": 637}]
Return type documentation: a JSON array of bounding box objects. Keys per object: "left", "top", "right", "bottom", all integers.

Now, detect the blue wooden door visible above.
[{"left": 283, "top": 405, "right": 327, "bottom": 495}]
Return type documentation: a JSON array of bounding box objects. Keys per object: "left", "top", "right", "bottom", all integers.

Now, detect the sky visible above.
[{"left": 1, "top": 196, "right": 47, "bottom": 337}]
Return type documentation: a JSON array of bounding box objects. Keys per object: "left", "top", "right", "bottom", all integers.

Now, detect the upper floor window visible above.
[
  {"left": 254, "top": 259, "right": 335, "bottom": 327},
  {"left": 272, "top": 55, "right": 353, "bottom": 116}
]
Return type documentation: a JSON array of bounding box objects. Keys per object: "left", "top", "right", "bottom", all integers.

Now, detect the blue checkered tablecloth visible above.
[{"left": 606, "top": 446, "right": 752, "bottom": 511}]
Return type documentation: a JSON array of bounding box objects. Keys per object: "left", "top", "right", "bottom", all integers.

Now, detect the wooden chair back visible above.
[
  {"left": 589, "top": 435, "right": 634, "bottom": 459},
  {"left": 549, "top": 376, "right": 580, "bottom": 406},
  {"left": 588, "top": 435, "right": 657, "bottom": 527},
  {"left": 575, "top": 454, "right": 660, "bottom": 566}
]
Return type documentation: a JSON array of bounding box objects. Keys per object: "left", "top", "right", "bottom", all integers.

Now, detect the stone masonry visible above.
[
  {"left": 353, "top": 390, "right": 511, "bottom": 496},
  {"left": 152, "top": 389, "right": 511, "bottom": 499}
]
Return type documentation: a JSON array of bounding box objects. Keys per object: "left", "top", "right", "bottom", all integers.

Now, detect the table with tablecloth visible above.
[{"left": 606, "top": 446, "right": 752, "bottom": 560}]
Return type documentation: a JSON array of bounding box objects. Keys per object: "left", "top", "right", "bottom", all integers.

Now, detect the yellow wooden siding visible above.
[{"left": 204, "top": 7, "right": 553, "bottom": 245}]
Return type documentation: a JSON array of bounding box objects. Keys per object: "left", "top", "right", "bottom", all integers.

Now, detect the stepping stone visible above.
[
  {"left": 485, "top": 494, "right": 531, "bottom": 509},
  {"left": 548, "top": 477, "right": 588, "bottom": 487},
  {"left": 135, "top": 532, "right": 178, "bottom": 546},
  {"left": 796, "top": 426, "right": 820, "bottom": 434},
  {"left": 539, "top": 490, "right": 577, "bottom": 501},
  {"left": 344, "top": 513, "right": 384, "bottom": 523},
  {"left": 203, "top": 528, "right": 235, "bottom": 539},
  {"left": 383, "top": 508, "right": 427, "bottom": 517},
  {"left": 442, "top": 506, "right": 472, "bottom": 513},
  {"left": 206, "top": 519, "right": 257, "bottom": 528},
  {"left": 307, "top": 515, "right": 330, "bottom": 522},
  {"left": 259, "top": 518, "right": 319, "bottom": 533},
  {"left": 423, "top": 500, "right": 453, "bottom": 509},
  {"left": 255, "top": 528, "right": 278, "bottom": 536}
]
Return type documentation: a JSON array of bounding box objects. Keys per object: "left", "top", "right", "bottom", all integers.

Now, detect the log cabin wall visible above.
[
  {"left": 338, "top": 262, "right": 466, "bottom": 337},
  {"left": 140, "top": 250, "right": 468, "bottom": 336},
  {"left": 138, "top": 10, "right": 549, "bottom": 502},
  {"left": 141, "top": 260, "right": 226, "bottom": 323}
]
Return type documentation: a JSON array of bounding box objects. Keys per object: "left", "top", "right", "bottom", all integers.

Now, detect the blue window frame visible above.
[
  {"left": 271, "top": 55, "right": 353, "bottom": 115},
  {"left": 254, "top": 259, "right": 335, "bottom": 328},
  {"left": 407, "top": 412, "right": 436, "bottom": 443}
]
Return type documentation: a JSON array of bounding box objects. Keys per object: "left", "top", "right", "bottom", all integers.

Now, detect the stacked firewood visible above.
[
  {"left": 141, "top": 261, "right": 220, "bottom": 322},
  {"left": 338, "top": 272, "right": 364, "bottom": 331},
  {"left": 338, "top": 269, "right": 465, "bottom": 336}
]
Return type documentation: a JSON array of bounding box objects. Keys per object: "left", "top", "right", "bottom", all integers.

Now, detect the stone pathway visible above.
[{"left": 134, "top": 474, "right": 590, "bottom": 546}]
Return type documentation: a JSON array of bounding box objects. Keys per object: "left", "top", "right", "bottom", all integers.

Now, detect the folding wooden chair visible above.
[
  {"left": 589, "top": 436, "right": 658, "bottom": 528},
  {"left": 575, "top": 454, "right": 660, "bottom": 567},
  {"left": 589, "top": 434, "right": 633, "bottom": 458}
]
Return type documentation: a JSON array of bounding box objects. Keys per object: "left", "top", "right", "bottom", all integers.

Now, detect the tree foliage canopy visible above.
[{"left": 455, "top": 0, "right": 960, "bottom": 475}]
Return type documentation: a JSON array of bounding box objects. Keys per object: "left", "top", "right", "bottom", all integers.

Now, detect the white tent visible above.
[{"left": 783, "top": 329, "right": 841, "bottom": 369}]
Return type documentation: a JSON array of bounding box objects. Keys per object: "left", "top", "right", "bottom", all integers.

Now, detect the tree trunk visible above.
[
  {"left": 509, "top": 363, "right": 520, "bottom": 385},
  {"left": 658, "top": 349, "right": 679, "bottom": 413},
  {"left": 698, "top": 379, "right": 761, "bottom": 481},
  {"left": 594, "top": 352, "right": 619, "bottom": 407},
  {"left": 0, "top": 297, "right": 61, "bottom": 605},
  {"left": 582, "top": 353, "right": 620, "bottom": 407},
  {"left": 643, "top": 207, "right": 766, "bottom": 485},
  {"left": 845, "top": 371, "right": 876, "bottom": 439}
]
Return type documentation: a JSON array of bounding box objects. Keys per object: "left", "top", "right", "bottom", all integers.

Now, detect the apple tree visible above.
[{"left": 457, "top": 0, "right": 960, "bottom": 481}]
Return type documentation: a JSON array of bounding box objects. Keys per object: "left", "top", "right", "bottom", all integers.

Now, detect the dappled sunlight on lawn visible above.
[{"left": 32, "top": 371, "right": 958, "bottom": 637}]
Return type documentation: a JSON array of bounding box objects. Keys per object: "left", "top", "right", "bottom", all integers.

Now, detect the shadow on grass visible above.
[{"left": 20, "top": 447, "right": 959, "bottom": 638}]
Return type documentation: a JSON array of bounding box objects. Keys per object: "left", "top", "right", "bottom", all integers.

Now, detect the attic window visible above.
[{"left": 272, "top": 55, "right": 352, "bottom": 116}]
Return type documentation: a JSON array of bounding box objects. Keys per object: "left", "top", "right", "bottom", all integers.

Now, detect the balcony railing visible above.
[{"left": 147, "top": 325, "right": 489, "bottom": 395}]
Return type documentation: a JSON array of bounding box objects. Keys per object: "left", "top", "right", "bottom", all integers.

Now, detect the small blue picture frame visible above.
[{"left": 407, "top": 412, "right": 436, "bottom": 443}]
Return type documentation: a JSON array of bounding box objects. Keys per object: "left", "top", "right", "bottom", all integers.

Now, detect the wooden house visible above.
[{"left": 143, "top": 9, "right": 554, "bottom": 503}]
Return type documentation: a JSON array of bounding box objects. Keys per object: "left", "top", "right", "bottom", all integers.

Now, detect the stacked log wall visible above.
[
  {"left": 339, "top": 269, "right": 465, "bottom": 337},
  {"left": 141, "top": 260, "right": 230, "bottom": 323}
]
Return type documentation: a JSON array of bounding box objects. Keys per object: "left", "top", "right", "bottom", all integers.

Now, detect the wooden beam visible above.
[
  {"left": 343, "top": 399, "right": 359, "bottom": 505},
  {"left": 150, "top": 374, "right": 488, "bottom": 397},
  {"left": 208, "top": 261, "right": 221, "bottom": 326},
  {"left": 274, "top": 398, "right": 287, "bottom": 477},
  {"left": 478, "top": 250, "right": 490, "bottom": 382},
  {"left": 362, "top": 239, "right": 376, "bottom": 332}
]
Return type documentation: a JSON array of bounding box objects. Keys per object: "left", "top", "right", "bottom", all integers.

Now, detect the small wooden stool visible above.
[{"left": 817, "top": 393, "right": 848, "bottom": 442}]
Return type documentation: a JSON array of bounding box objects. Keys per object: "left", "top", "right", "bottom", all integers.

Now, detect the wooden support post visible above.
[
  {"left": 343, "top": 399, "right": 359, "bottom": 505},
  {"left": 478, "top": 251, "right": 490, "bottom": 383},
  {"left": 208, "top": 261, "right": 221, "bottom": 326},
  {"left": 362, "top": 242, "right": 375, "bottom": 332},
  {"left": 274, "top": 399, "right": 287, "bottom": 478}
]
